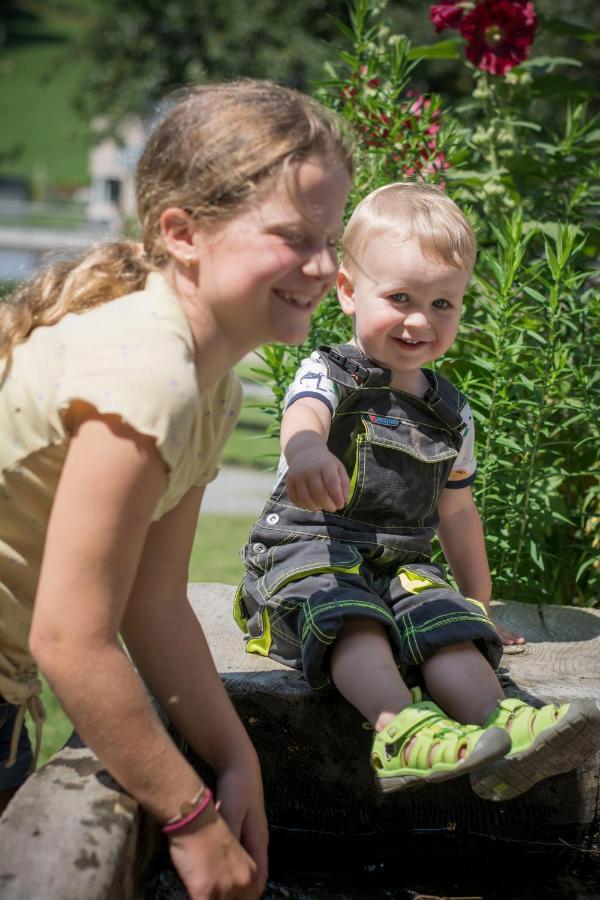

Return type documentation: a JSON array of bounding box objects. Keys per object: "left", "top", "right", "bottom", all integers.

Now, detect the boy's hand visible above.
[{"left": 287, "top": 446, "right": 349, "bottom": 512}]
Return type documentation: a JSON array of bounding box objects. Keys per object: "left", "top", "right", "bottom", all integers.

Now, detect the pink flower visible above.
[
  {"left": 429, "top": 3, "right": 467, "bottom": 32},
  {"left": 459, "top": 0, "right": 537, "bottom": 75}
]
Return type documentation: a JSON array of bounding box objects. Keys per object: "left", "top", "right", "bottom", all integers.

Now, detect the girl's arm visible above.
[
  {"left": 121, "top": 483, "right": 268, "bottom": 887},
  {"left": 29, "top": 406, "right": 264, "bottom": 899},
  {"left": 437, "top": 486, "right": 525, "bottom": 645},
  {"left": 281, "top": 396, "right": 348, "bottom": 511}
]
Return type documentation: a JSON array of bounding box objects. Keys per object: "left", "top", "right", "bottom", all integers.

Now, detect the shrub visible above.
[{"left": 255, "top": 0, "right": 599, "bottom": 607}]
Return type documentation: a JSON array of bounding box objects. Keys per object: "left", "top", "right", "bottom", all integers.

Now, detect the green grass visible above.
[
  {"left": 188, "top": 513, "right": 256, "bottom": 584},
  {"left": 221, "top": 396, "right": 279, "bottom": 470},
  {"left": 0, "top": 1, "right": 96, "bottom": 187}
]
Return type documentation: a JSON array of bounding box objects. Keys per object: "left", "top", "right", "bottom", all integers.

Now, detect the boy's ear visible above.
[
  {"left": 337, "top": 267, "right": 356, "bottom": 316},
  {"left": 159, "top": 207, "right": 199, "bottom": 266}
]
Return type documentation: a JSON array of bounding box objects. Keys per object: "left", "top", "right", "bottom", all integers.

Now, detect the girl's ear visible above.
[
  {"left": 159, "top": 208, "right": 198, "bottom": 267},
  {"left": 337, "top": 267, "right": 356, "bottom": 316}
]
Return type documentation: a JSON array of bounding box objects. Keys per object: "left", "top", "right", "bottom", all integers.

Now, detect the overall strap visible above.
[
  {"left": 317, "top": 344, "right": 392, "bottom": 389},
  {"left": 421, "top": 370, "right": 467, "bottom": 433}
]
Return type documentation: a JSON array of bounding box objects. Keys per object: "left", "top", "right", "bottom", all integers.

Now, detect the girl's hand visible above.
[
  {"left": 287, "top": 446, "right": 349, "bottom": 512},
  {"left": 168, "top": 803, "right": 261, "bottom": 899},
  {"left": 215, "top": 756, "right": 269, "bottom": 895}
]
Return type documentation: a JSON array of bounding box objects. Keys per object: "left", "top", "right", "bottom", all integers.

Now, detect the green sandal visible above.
[
  {"left": 469, "top": 697, "right": 600, "bottom": 802},
  {"left": 371, "top": 692, "right": 511, "bottom": 794}
]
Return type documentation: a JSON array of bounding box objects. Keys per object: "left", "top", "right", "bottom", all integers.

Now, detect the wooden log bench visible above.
[{"left": 0, "top": 585, "right": 598, "bottom": 898}]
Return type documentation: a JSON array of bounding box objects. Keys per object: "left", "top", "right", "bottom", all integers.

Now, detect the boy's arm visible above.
[
  {"left": 437, "top": 486, "right": 525, "bottom": 645},
  {"left": 281, "top": 397, "right": 349, "bottom": 512}
]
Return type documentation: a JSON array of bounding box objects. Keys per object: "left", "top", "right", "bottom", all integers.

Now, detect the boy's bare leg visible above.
[
  {"left": 330, "top": 617, "right": 412, "bottom": 731},
  {"left": 422, "top": 640, "right": 504, "bottom": 725}
]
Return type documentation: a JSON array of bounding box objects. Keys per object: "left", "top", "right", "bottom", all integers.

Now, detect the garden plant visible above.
[{"left": 254, "top": 0, "right": 599, "bottom": 608}]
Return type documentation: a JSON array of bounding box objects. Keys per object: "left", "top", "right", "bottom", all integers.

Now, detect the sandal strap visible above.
[
  {"left": 484, "top": 698, "right": 567, "bottom": 753},
  {"left": 378, "top": 702, "right": 482, "bottom": 770}
]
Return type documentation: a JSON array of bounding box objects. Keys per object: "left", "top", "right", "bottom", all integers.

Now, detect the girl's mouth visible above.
[{"left": 274, "top": 289, "right": 317, "bottom": 310}]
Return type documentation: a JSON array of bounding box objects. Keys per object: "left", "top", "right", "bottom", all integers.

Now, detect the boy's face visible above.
[{"left": 337, "top": 234, "right": 470, "bottom": 390}]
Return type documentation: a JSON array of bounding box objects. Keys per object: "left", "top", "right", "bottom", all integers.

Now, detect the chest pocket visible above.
[{"left": 342, "top": 415, "right": 458, "bottom": 528}]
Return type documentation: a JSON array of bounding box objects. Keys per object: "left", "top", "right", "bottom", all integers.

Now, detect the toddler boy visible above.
[{"left": 235, "top": 183, "right": 600, "bottom": 799}]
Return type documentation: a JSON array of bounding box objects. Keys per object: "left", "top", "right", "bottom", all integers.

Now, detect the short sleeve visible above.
[
  {"left": 56, "top": 307, "right": 198, "bottom": 477},
  {"left": 284, "top": 352, "right": 340, "bottom": 414},
  {"left": 445, "top": 398, "right": 477, "bottom": 489}
]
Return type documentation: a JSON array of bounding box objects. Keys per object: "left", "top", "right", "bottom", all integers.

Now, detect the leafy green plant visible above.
[{"left": 256, "top": 0, "right": 599, "bottom": 607}]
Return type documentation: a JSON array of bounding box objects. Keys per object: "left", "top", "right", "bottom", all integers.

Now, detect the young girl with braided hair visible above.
[{"left": 0, "top": 79, "right": 351, "bottom": 898}]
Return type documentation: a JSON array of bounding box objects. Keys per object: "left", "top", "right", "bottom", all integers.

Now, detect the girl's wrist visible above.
[{"left": 162, "top": 785, "right": 215, "bottom": 835}]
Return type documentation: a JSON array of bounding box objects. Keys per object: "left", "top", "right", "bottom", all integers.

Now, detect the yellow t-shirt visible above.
[{"left": 0, "top": 271, "right": 243, "bottom": 706}]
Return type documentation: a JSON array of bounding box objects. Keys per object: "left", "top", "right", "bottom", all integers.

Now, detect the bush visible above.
[{"left": 255, "top": 0, "right": 599, "bottom": 607}]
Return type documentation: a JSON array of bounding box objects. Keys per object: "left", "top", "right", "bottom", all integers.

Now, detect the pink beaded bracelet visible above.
[{"left": 162, "top": 786, "right": 214, "bottom": 834}]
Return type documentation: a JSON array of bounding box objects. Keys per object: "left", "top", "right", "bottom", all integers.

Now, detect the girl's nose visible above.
[{"left": 303, "top": 245, "right": 337, "bottom": 281}]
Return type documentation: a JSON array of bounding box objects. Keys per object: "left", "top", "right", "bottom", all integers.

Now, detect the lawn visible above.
[
  {"left": 1, "top": 1, "right": 98, "bottom": 188},
  {"left": 221, "top": 402, "right": 279, "bottom": 470}
]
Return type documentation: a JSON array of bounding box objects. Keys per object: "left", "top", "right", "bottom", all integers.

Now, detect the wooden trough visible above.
[{"left": 0, "top": 585, "right": 598, "bottom": 899}]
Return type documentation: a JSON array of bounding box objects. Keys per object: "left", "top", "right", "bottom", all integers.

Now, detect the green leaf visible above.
[
  {"left": 529, "top": 541, "right": 546, "bottom": 571},
  {"left": 541, "top": 18, "right": 600, "bottom": 43},
  {"left": 520, "top": 55, "right": 582, "bottom": 71},
  {"left": 408, "top": 39, "right": 461, "bottom": 60},
  {"left": 576, "top": 558, "right": 598, "bottom": 582},
  {"left": 522, "top": 286, "right": 548, "bottom": 304}
]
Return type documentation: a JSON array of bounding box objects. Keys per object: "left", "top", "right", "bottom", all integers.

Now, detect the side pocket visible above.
[{"left": 261, "top": 540, "right": 363, "bottom": 597}]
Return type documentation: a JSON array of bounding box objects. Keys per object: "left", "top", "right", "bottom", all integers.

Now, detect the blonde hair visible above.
[
  {"left": 1, "top": 79, "right": 352, "bottom": 362},
  {"left": 342, "top": 182, "right": 476, "bottom": 273}
]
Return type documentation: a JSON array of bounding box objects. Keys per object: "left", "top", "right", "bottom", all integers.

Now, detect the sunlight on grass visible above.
[{"left": 189, "top": 514, "right": 256, "bottom": 584}]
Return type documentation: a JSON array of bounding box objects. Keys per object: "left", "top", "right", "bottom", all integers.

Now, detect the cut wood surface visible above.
[{"left": 0, "top": 746, "right": 140, "bottom": 900}]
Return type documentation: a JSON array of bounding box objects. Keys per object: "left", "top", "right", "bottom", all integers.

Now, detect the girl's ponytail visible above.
[{"left": 0, "top": 241, "right": 153, "bottom": 362}]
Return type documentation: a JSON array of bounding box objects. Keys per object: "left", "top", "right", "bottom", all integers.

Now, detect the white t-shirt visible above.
[{"left": 277, "top": 351, "right": 477, "bottom": 488}]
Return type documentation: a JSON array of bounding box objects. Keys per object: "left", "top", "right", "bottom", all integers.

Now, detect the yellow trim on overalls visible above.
[
  {"left": 233, "top": 581, "right": 248, "bottom": 631},
  {"left": 246, "top": 608, "right": 273, "bottom": 657},
  {"left": 271, "top": 560, "right": 362, "bottom": 594},
  {"left": 464, "top": 596, "right": 489, "bottom": 617},
  {"left": 397, "top": 567, "right": 441, "bottom": 594}
]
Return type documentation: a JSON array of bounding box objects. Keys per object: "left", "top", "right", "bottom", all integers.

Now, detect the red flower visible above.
[
  {"left": 429, "top": 3, "right": 467, "bottom": 33},
  {"left": 459, "top": 0, "right": 537, "bottom": 75}
]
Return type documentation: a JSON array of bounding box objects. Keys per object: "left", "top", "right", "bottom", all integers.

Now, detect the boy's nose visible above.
[{"left": 403, "top": 310, "right": 430, "bottom": 329}]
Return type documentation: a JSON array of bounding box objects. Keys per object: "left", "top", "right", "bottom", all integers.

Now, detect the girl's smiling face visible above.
[
  {"left": 191, "top": 156, "right": 351, "bottom": 350},
  {"left": 338, "top": 233, "right": 470, "bottom": 392}
]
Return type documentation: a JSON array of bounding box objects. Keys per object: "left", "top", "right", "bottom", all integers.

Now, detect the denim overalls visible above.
[{"left": 235, "top": 344, "right": 502, "bottom": 689}]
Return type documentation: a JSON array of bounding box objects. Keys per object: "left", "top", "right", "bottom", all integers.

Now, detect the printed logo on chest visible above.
[{"left": 367, "top": 414, "right": 401, "bottom": 428}]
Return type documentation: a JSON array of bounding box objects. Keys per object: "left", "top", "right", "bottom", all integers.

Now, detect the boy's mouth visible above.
[{"left": 393, "top": 337, "right": 427, "bottom": 349}]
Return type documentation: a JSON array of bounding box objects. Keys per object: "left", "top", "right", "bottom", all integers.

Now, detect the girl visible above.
[{"left": 0, "top": 79, "right": 351, "bottom": 898}]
